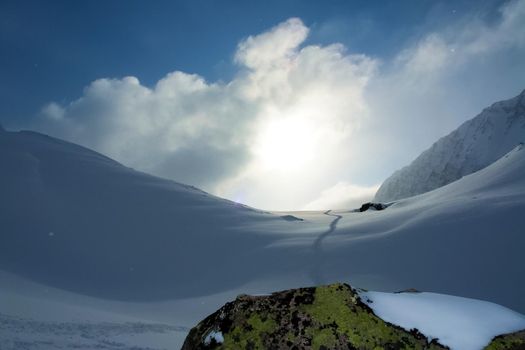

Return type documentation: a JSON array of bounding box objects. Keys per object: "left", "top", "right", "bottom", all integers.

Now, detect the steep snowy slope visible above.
[
  {"left": 375, "top": 89, "right": 525, "bottom": 202},
  {"left": 0, "top": 129, "right": 304, "bottom": 300},
  {"left": 312, "top": 144, "right": 525, "bottom": 312}
]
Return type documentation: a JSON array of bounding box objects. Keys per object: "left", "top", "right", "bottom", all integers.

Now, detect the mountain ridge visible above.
[
  {"left": 0, "top": 128, "right": 286, "bottom": 301},
  {"left": 375, "top": 89, "right": 525, "bottom": 202}
]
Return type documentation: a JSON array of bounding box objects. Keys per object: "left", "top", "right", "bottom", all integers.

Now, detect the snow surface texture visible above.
[
  {"left": 315, "top": 144, "right": 525, "bottom": 313},
  {"left": 0, "top": 129, "right": 303, "bottom": 300},
  {"left": 0, "top": 313, "right": 186, "bottom": 350},
  {"left": 375, "top": 89, "right": 525, "bottom": 202},
  {"left": 1, "top": 127, "right": 525, "bottom": 348},
  {"left": 362, "top": 291, "right": 525, "bottom": 350},
  {"left": 0, "top": 269, "right": 212, "bottom": 350}
]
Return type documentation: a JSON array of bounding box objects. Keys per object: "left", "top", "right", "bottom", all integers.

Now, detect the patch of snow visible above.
[
  {"left": 361, "top": 291, "right": 525, "bottom": 350},
  {"left": 204, "top": 329, "right": 224, "bottom": 345}
]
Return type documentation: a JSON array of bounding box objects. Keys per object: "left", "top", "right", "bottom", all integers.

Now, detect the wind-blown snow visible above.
[
  {"left": 375, "top": 89, "right": 525, "bottom": 202},
  {"left": 362, "top": 291, "right": 525, "bottom": 350}
]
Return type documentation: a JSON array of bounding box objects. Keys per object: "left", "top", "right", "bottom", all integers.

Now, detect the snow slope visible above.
[
  {"left": 311, "top": 143, "right": 525, "bottom": 312},
  {"left": 375, "top": 89, "right": 525, "bottom": 202},
  {"left": 2, "top": 129, "right": 525, "bottom": 348},
  {"left": 0, "top": 270, "right": 190, "bottom": 349},
  {"left": 0, "top": 129, "right": 309, "bottom": 301},
  {"left": 3, "top": 269, "right": 524, "bottom": 350}
]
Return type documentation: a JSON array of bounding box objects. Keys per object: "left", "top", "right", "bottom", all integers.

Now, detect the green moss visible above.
[
  {"left": 302, "top": 284, "right": 438, "bottom": 350},
  {"left": 484, "top": 331, "right": 525, "bottom": 349},
  {"left": 220, "top": 314, "right": 277, "bottom": 349},
  {"left": 182, "top": 283, "right": 449, "bottom": 350},
  {"left": 247, "top": 313, "right": 277, "bottom": 333},
  {"left": 285, "top": 331, "right": 295, "bottom": 342},
  {"left": 306, "top": 327, "right": 338, "bottom": 350}
]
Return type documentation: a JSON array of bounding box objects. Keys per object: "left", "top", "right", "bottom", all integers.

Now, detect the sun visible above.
[{"left": 253, "top": 114, "right": 316, "bottom": 172}]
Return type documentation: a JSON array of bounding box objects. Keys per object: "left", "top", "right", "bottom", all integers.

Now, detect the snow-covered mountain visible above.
[
  {"left": 375, "top": 89, "right": 525, "bottom": 202},
  {"left": 2, "top": 128, "right": 525, "bottom": 349},
  {"left": 0, "top": 129, "right": 300, "bottom": 300},
  {"left": 2, "top": 128, "right": 525, "bottom": 309},
  {"left": 299, "top": 143, "right": 525, "bottom": 313}
]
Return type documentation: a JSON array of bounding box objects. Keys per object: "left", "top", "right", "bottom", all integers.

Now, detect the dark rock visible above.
[
  {"left": 281, "top": 215, "right": 304, "bottom": 222},
  {"left": 357, "top": 202, "right": 389, "bottom": 212},
  {"left": 395, "top": 288, "right": 421, "bottom": 294},
  {"left": 181, "top": 283, "right": 448, "bottom": 350}
]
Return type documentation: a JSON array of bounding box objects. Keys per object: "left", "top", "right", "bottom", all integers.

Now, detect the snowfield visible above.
[{"left": 1, "top": 123, "right": 525, "bottom": 348}]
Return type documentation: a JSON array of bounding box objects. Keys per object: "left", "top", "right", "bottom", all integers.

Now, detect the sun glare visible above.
[{"left": 253, "top": 116, "right": 316, "bottom": 172}]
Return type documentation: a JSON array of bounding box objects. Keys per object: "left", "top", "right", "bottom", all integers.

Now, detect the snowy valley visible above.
[{"left": 1, "top": 90, "right": 525, "bottom": 349}]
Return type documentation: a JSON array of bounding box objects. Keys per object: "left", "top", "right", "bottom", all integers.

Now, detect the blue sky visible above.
[
  {"left": 0, "top": 0, "right": 506, "bottom": 125},
  {"left": 1, "top": 0, "right": 524, "bottom": 210}
]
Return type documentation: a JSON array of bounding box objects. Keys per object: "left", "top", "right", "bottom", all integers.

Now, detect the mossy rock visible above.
[
  {"left": 181, "top": 283, "right": 448, "bottom": 349},
  {"left": 485, "top": 330, "right": 525, "bottom": 350}
]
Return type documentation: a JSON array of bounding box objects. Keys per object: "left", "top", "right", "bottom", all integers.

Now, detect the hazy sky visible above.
[{"left": 1, "top": 0, "right": 525, "bottom": 210}]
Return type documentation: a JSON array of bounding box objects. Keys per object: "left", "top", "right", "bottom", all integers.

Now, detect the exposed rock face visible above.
[
  {"left": 375, "top": 89, "right": 525, "bottom": 202},
  {"left": 485, "top": 330, "right": 525, "bottom": 349},
  {"left": 357, "top": 202, "right": 389, "bottom": 212},
  {"left": 182, "top": 283, "right": 448, "bottom": 350}
]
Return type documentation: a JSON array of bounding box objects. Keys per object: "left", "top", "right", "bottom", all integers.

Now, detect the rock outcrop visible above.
[
  {"left": 182, "top": 283, "right": 448, "bottom": 350},
  {"left": 356, "top": 202, "right": 389, "bottom": 212},
  {"left": 485, "top": 330, "right": 525, "bottom": 349}
]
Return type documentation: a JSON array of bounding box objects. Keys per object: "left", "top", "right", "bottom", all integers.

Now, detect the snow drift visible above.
[
  {"left": 318, "top": 143, "right": 525, "bottom": 313},
  {"left": 0, "top": 129, "right": 301, "bottom": 300},
  {"left": 1, "top": 128, "right": 525, "bottom": 314},
  {"left": 1, "top": 123, "right": 525, "bottom": 350}
]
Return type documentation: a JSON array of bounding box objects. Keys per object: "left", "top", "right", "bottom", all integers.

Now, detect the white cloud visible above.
[
  {"left": 396, "top": 34, "right": 451, "bottom": 76},
  {"left": 41, "top": 102, "right": 65, "bottom": 121},
  {"left": 37, "top": 18, "right": 377, "bottom": 210},
  {"left": 235, "top": 18, "right": 309, "bottom": 70},
  {"left": 303, "top": 182, "right": 379, "bottom": 210},
  {"left": 35, "top": 2, "right": 525, "bottom": 210},
  {"left": 393, "top": 0, "right": 525, "bottom": 82},
  {"left": 361, "top": 0, "right": 525, "bottom": 182}
]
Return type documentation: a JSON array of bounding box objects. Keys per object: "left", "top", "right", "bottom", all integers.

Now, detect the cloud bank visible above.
[
  {"left": 36, "top": 1, "right": 525, "bottom": 210},
  {"left": 303, "top": 183, "right": 379, "bottom": 211}
]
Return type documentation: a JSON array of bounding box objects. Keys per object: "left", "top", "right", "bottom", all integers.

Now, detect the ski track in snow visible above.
[
  {"left": 0, "top": 313, "right": 189, "bottom": 350},
  {"left": 310, "top": 210, "right": 343, "bottom": 285}
]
